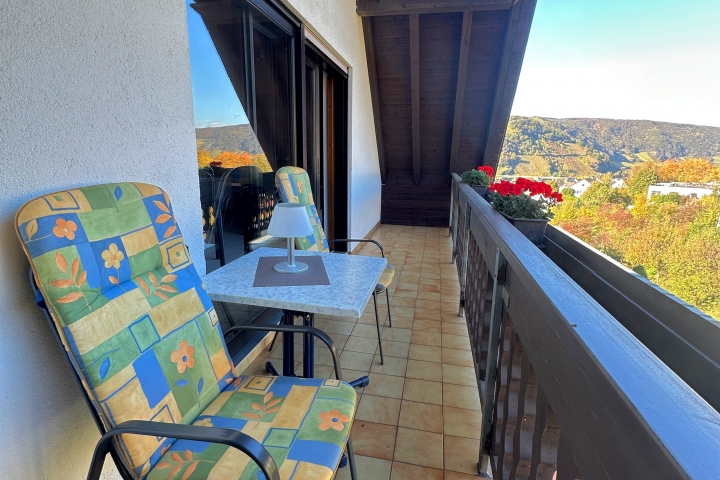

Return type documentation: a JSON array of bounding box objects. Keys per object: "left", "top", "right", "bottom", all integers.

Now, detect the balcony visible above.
[{"left": 229, "top": 174, "right": 720, "bottom": 479}]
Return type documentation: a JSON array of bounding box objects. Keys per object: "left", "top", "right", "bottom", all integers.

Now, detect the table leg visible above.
[
  {"left": 282, "top": 310, "right": 295, "bottom": 376},
  {"left": 303, "top": 313, "right": 314, "bottom": 378}
]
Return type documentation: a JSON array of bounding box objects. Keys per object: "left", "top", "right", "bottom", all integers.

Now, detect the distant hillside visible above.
[
  {"left": 196, "top": 124, "right": 263, "bottom": 156},
  {"left": 499, "top": 117, "right": 720, "bottom": 178}
]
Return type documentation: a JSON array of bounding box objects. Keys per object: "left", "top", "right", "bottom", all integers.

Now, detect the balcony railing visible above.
[{"left": 449, "top": 173, "right": 720, "bottom": 479}]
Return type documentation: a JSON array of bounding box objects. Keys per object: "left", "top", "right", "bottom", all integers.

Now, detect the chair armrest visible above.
[
  {"left": 328, "top": 238, "right": 385, "bottom": 258},
  {"left": 87, "top": 420, "right": 279, "bottom": 480},
  {"left": 224, "top": 324, "right": 343, "bottom": 381}
]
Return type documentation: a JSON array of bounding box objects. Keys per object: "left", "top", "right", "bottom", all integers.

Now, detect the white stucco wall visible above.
[
  {"left": 0, "top": 1, "right": 201, "bottom": 478},
  {"left": 280, "top": 0, "right": 383, "bottom": 244}
]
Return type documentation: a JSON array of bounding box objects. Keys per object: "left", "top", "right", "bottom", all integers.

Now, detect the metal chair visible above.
[
  {"left": 275, "top": 166, "right": 394, "bottom": 364},
  {"left": 16, "top": 182, "right": 358, "bottom": 480}
]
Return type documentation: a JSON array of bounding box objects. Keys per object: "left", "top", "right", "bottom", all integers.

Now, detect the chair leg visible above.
[
  {"left": 385, "top": 288, "right": 393, "bottom": 328},
  {"left": 347, "top": 437, "right": 358, "bottom": 480},
  {"left": 268, "top": 331, "right": 279, "bottom": 352},
  {"left": 373, "top": 291, "right": 384, "bottom": 365}
]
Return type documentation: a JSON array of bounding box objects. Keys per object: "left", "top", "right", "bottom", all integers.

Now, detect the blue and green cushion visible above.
[
  {"left": 275, "top": 167, "right": 329, "bottom": 252},
  {"left": 148, "top": 375, "right": 356, "bottom": 480},
  {"left": 15, "top": 183, "right": 355, "bottom": 479}
]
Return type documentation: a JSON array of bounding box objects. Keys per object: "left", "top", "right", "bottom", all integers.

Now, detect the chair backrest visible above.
[
  {"left": 275, "top": 166, "right": 330, "bottom": 252},
  {"left": 15, "top": 183, "right": 235, "bottom": 479}
]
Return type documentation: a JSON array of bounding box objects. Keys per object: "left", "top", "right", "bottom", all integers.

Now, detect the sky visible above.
[
  {"left": 186, "top": 0, "right": 720, "bottom": 128},
  {"left": 512, "top": 0, "right": 720, "bottom": 127},
  {"left": 186, "top": 0, "right": 248, "bottom": 127}
]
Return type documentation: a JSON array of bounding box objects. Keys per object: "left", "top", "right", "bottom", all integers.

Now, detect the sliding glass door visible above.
[{"left": 187, "top": 0, "right": 349, "bottom": 358}]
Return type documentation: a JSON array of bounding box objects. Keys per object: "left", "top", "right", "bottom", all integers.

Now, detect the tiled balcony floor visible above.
[{"left": 241, "top": 225, "right": 481, "bottom": 479}]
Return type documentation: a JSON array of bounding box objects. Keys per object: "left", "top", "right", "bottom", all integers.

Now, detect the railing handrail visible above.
[
  {"left": 544, "top": 224, "right": 720, "bottom": 412},
  {"left": 451, "top": 173, "right": 720, "bottom": 479}
]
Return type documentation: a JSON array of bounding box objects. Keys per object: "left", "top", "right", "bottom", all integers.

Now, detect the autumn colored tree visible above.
[
  {"left": 657, "top": 158, "right": 718, "bottom": 183},
  {"left": 626, "top": 161, "right": 659, "bottom": 197},
  {"left": 214, "top": 151, "right": 253, "bottom": 168},
  {"left": 551, "top": 173, "right": 720, "bottom": 319},
  {"left": 197, "top": 150, "right": 214, "bottom": 168}
]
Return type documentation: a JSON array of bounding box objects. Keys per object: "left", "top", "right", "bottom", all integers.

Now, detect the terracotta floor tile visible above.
[
  {"left": 402, "top": 378, "right": 443, "bottom": 405},
  {"left": 442, "top": 348, "right": 475, "bottom": 368},
  {"left": 441, "top": 312, "right": 465, "bottom": 324},
  {"left": 408, "top": 344, "right": 442, "bottom": 363},
  {"left": 443, "top": 406, "right": 482, "bottom": 439},
  {"left": 442, "top": 364, "right": 478, "bottom": 387},
  {"left": 442, "top": 334, "right": 471, "bottom": 351},
  {"left": 392, "top": 306, "right": 416, "bottom": 318},
  {"left": 444, "top": 435, "right": 480, "bottom": 474},
  {"left": 379, "top": 340, "right": 411, "bottom": 359},
  {"left": 397, "top": 400, "right": 443, "bottom": 433},
  {"left": 392, "top": 297, "right": 417, "bottom": 309},
  {"left": 416, "top": 299, "right": 442, "bottom": 311},
  {"left": 387, "top": 316, "right": 413, "bottom": 330},
  {"left": 333, "top": 455, "right": 392, "bottom": 480},
  {"left": 444, "top": 471, "right": 482, "bottom": 480},
  {"left": 352, "top": 323, "right": 382, "bottom": 339},
  {"left": 393, "top": 427, "right": 444, "bottom": 469},
  {"left": 370, "top": 354, "right": 408, "bottom": 377},
  {"left": 351, "top": 421, "right": 397, "bottom": 461},
  {"left": 393, "top": 288, "right": 418, "bottom": 299},
  {"left": 345, "top": 335, "right": 381, "bottom": 354},
  {"left": 389, "top": 462, "right": 443, "bottom": 480},
  {"left": 323, "top": 320, "right": 357, "bottom": 335},
  {"left": 418, "top": 284, "right": 441, "bottom": 293},
  {"left": 416, "top": 291, "right": 442, "bottom": 301},
  {"left": 340, "top": 351, "right": 375, "bottom": 372},
  {"left": 441, "top": 295, "right": 461, "bottom": 305},
  {"left": 381, "top": 327, "right": 412, "bottom": 343},
  {"left": 442, "top": 383, "right": 481, "bottom": 410},
  {"left": 356, "top": 394, "right": 402, "bottom": 426},
  {"left": 363, "top": 373, "right": 405, "bottom": 399},
  {"left": 405, "top": 359, "right": 443, "bottom": 382},
  {"left": 327, "top": 333, "right": 349, "bottom": 351},
  {"left": 410, "top": 331, "right": 442, "bottom": 347},
  {"left": 413, "top": 309, "right": 442, "bottom": 321},
  {"left": 412, "top": 319, "right": 441, "bottom": 333},
  {"left": 441, "top": 323, "right": 468, "bottom": 336},
  {"left": 396, "top": 282, "right": 419, "bottom": 291}
]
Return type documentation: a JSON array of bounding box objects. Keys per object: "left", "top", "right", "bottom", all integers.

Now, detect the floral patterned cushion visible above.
[
  {"left": 15, "top": 183, "right": 237, "bottom": 478},
  {"left": 147, "top": 375, "right": 356, "bottom": 480},
  {"left": 275, "top": 167, "right": 330, "bottom": 252}
]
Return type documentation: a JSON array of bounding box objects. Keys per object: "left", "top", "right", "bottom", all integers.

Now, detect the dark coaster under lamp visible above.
[{"left": 267, "top": 203, "right": 314, "bottom": 273}]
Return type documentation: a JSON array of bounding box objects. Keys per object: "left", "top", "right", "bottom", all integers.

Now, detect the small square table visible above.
[{"left": 202, "top": 247, "right": 387, "bottom": 378}]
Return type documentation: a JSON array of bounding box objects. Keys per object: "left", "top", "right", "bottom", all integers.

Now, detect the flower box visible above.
[{"left": 498, "top": 212, "right": 549, "bottom": 245}]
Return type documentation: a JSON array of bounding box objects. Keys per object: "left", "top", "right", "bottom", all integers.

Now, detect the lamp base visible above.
[{"left": 274, "top": 261, "right": 309, "bottom": 274}]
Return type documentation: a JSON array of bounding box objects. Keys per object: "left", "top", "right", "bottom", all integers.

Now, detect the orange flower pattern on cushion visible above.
[
  {"left": 171, "top": 340, "right": 195, "bottom": 373},
  {"left": 52, "top": 218, "right": 77, "bottom": 240},
  {"left": 318, "top": 409, "right": 349, "bottom": 431}
]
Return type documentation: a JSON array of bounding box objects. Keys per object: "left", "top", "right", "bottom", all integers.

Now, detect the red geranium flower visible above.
[{"left": 477, "top": 166, "right": 495, "bottom": 177}]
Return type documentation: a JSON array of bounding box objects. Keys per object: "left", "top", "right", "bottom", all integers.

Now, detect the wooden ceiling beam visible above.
[
  {"left": 449, "top": 11, "right": 474, "bottom": 175},
  {"left": 410, "top": 14, "right": 421, "bottom": 185},
  {"left": 481, "top": 0, "right": 537, "bottom": 170},
  {"left": 357, "top": 0, "right": 513, "bottom": 17},
  {"left": 362, "top": 18, "right": 387, "bottom": 184}
]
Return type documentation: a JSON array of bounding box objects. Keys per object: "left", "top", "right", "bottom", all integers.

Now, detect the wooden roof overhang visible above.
[{"left": 359, "top": 0, "right": 537, "bottom": 225}]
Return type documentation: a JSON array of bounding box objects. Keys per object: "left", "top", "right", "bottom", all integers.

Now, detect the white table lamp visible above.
[{"left": 268, "top": 203, "right": 314, "bottom": 273}]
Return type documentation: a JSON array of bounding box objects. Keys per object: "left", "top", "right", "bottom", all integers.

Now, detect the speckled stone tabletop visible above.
[{"left": 202, "top": 247, "right": 387, "bottom": 318}]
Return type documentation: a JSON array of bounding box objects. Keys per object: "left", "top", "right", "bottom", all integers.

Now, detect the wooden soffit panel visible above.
[{"left": 357, "top": 0, "right": 514, "bottom": 17}]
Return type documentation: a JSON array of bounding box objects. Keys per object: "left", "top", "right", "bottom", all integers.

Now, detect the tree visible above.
[
  {"left": 214, "top": 151, "right": 253, "bottom": 168},
  {"left": 197, "top": 150, "right": 214, "bottom": 168},
  {"left": 627, "top": 162, "right": 659, "bottom": 197},
  {"left": 658, "top": 158, "right": 718, "bottom": 183}
]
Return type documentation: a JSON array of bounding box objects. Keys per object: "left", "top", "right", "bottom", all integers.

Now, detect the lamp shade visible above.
[{"left": 268, "top": 203, "right": 314, "bottom": 238}]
